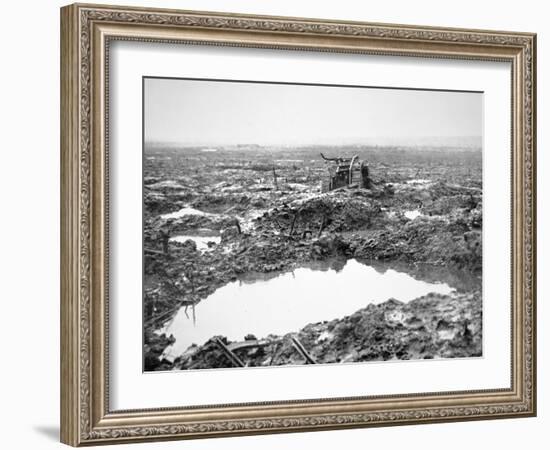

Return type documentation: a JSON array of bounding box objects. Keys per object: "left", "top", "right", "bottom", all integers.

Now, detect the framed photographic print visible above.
[{"left": 60, "top": 3, "right": 537, "bottom": 446}]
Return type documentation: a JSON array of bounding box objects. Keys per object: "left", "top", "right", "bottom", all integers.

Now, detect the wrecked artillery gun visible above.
[{"left": 320, "top": 153, "right": 372, "bottom": 192}]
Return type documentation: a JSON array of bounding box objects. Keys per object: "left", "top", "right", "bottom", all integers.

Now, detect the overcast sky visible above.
[{"left": 144, "top": 77, "right": 482, "bottom": 147}]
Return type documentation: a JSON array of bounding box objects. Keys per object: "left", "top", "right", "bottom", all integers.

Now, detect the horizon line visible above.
[{"left": 144, "top": 137, "right": 483, "bottom": 148}]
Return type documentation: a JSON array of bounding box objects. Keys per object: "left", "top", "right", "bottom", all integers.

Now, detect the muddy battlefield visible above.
[{"left": 143, "top": 143, "right": 482, "bottom": 371}]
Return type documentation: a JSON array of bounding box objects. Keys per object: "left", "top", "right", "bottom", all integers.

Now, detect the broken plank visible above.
[
  {"left": 291, "top": 336, "right": 317, "bottom": 364},
  {"left": 227, "top": 339, "right": 275, "bottom": 352},
  {"left": 144, "top": 247, "right": 165, "bottom": 255},
  {"left": 214, "top": 338, "right": 245, "bottom": 368}
]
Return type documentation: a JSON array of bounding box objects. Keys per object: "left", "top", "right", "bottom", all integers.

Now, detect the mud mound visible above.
[
  {"left": 144, "top": 330, "right": 175, "bottom": 371},
  {"left": 351, "top": 217, "right": 482, "bottom": 272},
  {"left": 256, "top": 190, "right": 382, "bottom": 236},
  {"left": 168, "top": 291, "right": 481, "bottom": 370}
]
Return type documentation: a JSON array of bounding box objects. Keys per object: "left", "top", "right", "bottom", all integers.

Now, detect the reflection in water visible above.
[
  {"left": 169, "top": 235, "right": 221, "bottom": 251},
  {"left": 368, "top": 260, "right": 481, "bottom": 294},
  {"left": 161, "top": 259, "right": 454, "bottom": 360}
]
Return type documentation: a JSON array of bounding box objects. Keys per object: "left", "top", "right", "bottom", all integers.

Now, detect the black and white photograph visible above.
[{"left": 143, "top": 77, "right": 483, "bottom": 372}]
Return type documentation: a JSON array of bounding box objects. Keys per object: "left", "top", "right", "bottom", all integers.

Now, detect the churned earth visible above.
[
  {"left": 170, "top": 292, "right": 482, "bottom": 370},
  {"left": 143, "top": 145, "right": 482, "bottom": 371}
]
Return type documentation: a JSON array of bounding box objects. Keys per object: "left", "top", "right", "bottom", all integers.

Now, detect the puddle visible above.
[
  {"left": 148, "top": 180, "right": 185, "bottom": 190},
  {"left": 161, "top": 207, "right": 213, "bottom": 220},
  {"left": 287, "top": 183, "right": 310, "bottom": 191},
  {"left": 170, "top": 235, "right": 221, "bottom": 251},
  {"left": 404, "top": 210, "right": 422, "bottom": 220},
  {"left": 406, "top": 179, "right": 431, "bottom": 185},
  {"left": 160, "top": 258, "right": 454, "bottom": 359}
]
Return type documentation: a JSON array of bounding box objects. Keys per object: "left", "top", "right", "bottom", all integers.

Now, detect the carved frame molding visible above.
[{"left": 61, "top": 3, "right": 536, "bottom": 446}]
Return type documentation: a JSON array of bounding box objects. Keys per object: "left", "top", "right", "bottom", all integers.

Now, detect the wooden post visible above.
[
  {"left": 289, "top": 207, "right": 303, "bottom": 237},
  {"left": 272, "top": 165, "right": 279, "bottom": 190},
  {"left": 214, "top": 338, "right": 245, "bottom": 367},
  {"left": 348, "top": 155, "right": 358, "bottom": 186},
  {"left": 291, "top": 336, "right": 317, "bottom": 364},
  {"left": 234, "top": 218, "right": 242, "bottom": 234},
  {"left": 317, "top": 215, "right": 327, "bottom": 238},
  {"left": 160, "top": 229, "right": 170, "bottom": 255}
]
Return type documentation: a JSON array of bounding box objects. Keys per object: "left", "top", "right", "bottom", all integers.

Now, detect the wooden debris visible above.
[
  {"left": 291, "top": 336, "right": 317, "bottom": 364},
  {"left": 214, "top": 337, "right": 245, "bottom": 368}
]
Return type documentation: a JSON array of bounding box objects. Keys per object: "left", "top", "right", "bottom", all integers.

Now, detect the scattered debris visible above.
[
  {"left": 169, "top": 291, "right": 482, "bottom": 369},
  {"left": 143, "top": 146, "right": 483, "bottom": 370},
  {"left": 320, "top": 152, "right": 372, "bottom": 191}
]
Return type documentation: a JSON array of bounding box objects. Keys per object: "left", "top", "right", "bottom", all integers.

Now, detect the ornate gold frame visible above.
[{"left": 60, "top": 3, "right": 536, "bottom": 446}]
